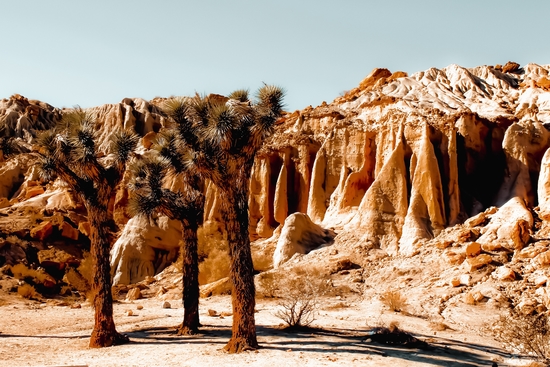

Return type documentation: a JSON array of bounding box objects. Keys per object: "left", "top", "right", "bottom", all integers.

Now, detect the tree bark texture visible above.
[
  {"left": 88, "top": 209, "right": 128, "bottom": 348},
  {"left": 178, "top": 222, "right": 200, "bottom": 335},
  {"left": 222, "top": 180, "right": 258, "bottom": 353}
]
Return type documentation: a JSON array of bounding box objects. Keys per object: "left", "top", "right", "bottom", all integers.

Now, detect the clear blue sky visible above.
[{"left": 1, "top": 0, "right": 548, "bottom": 112}]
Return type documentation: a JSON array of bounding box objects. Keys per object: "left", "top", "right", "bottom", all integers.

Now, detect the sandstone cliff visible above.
[{"left": 2, "top": 62, "right": 550, "bottom": 287}]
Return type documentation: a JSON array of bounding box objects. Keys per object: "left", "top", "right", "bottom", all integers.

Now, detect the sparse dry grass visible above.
[
  {"left": 197, "top": 221, "right": 230, "bottom": 285},
  {"left": 17, "top": 284, "right": 37, "bottom": 299},
  {"left": 77, "top": 252, "right": 93, "bottom": 285},
  {"left": 491, "top": 310, "right": 550, "bottom": 365},
  {"left": 256, "top": 272, "right": 279, "bottom": 298},
  {"left": 10, "top": 263, "right": 50, "bottom": 284},
  {"left": 380, "top": 289, "right": 408, "bottom": 312}
]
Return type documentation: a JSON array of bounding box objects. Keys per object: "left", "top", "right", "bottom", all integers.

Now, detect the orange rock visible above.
[
  {"left": 445, "top": 250, "right": 465, "bottom": 265},
  {"left": 25, "top": 186, "right": 44, "bottom": 199},
  {"left": 78, "top": 221, "right": 91, "bottom": 237},
  {"left": 60, "top": 221, "right": 79, "bottom": 241},
  {"left": 465, "top": 254, "right": 492, "bottom": 272},
  {"left": 30, "top": 221, "right": 53, "bottom": 241},
  {"left": 465, "top": 242, "right": 481, "bottom": 257},
  {"left": 359, "top": 68, "right": 392, "bottom": 90}
]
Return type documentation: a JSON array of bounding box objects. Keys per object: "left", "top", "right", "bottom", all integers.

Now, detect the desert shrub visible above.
[
  {"left": 492, "top": 310, "right": 550, "bottom": 364},
  {"left": 197, "top": 221, "right": 230, "bottom": 285},
  {"left": 370, "top": 321, "right": 428, "bottom": 348},
  {"left": 18, "top": 284, "right": 37, "bottom": 299},
  {"left": 11, "top": 263, "right": 50, "bottom": 284},
  {"left": 274, "top": 267, "right": 328, "bottom": 328},
  {"left": 256, "top": 271, "right": 279, "bottom": 298},
  {"left": 77, "top": 252, "right": 93, "bottom": 285},
  {"left": 380, "top": 289, "right": 408, "bottom": 313}
]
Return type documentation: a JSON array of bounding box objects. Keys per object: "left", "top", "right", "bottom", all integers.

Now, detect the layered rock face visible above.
[
  {"left": 2, "top": 62, "right": 550, "bottom": 285},
  {"left": 250, "top": 62, "right": 550, "bottom": 258}
]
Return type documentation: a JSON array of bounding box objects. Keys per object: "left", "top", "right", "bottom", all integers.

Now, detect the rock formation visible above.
[{"left": 2, "top": 62, "right": 550, "bottom": 287}]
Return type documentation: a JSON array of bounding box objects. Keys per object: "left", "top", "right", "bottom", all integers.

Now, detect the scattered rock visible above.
[
  {"left": 126, "top": 287, "right": 141, "bottom": 301},
  {"left": 199, "top": 277, "right": 232, "bottom": 298},
  {"left": 126, "top": 310, "right": 134, "bottom": 316},
  {"left": 136, "top": 305, "right": 143, "bottom": 310},
  {"left": 464, "top": 254, "right": 492, "bottom": 272},
  {"left": 162, "top": 301, "right": 171, "bottom": 309},
  {"left": 207, "top": 309, "right": 218, "bottom": 317},
  {"left": 60, "top": 221, "right": 79, "bottom": 241},
  {"left": 492, "top": 266, "right": 516, "bottom": 281},
  {"left": 25, "top": 186, "right": 44, "bottom": 199},
  {"left": 30, "top": 221, "right": 53, "bottom": 241},
  {"left": 464, "top": 242, "right": 481, "bottom": 257},
  {"left": 70, "top": 303, "right": 81, "bottom": 309}
]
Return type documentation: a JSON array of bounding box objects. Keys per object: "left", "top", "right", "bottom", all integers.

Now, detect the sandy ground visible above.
[{"left": 0, "top": 292, "right": 529, "bottom": 367}]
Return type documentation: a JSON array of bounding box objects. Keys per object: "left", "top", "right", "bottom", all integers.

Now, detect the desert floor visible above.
[{"left": 0, "top": 292, "right": 533, "bottom": 367}]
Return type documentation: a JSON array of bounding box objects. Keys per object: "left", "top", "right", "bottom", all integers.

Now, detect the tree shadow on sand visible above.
[{"left": 123, "top": 323, "right": 516, "bottom": 366}]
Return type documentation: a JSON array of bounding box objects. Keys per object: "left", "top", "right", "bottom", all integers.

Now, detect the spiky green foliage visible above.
[{"left": 228, "top": 89, "right": 249, "bottom": 103}]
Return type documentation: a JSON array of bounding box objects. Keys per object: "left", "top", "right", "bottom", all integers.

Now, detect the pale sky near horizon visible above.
[{"left": 1, "top": 0, "right": 548, "bottom": 112}]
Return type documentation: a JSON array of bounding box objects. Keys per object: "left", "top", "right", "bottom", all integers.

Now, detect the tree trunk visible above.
[
  {"left": 88, "top": 208, "right": 128, "bottom": 348},
  {"left": 223, "top": 188, "right": 258, "bottom": 353},
  {"left": 178, "top": 222, "right": 200, "bottom": 335}
]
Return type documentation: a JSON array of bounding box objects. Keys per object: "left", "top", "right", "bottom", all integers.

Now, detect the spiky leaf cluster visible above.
[
  {"left": 157, "top": 85, "right": 285, "bottom": 184},
  {"left": 35, "top": 109, "right": 139, "bottom": 206},
  {"left": 128, "top": 154, "right": 204, "bottom": 224}
]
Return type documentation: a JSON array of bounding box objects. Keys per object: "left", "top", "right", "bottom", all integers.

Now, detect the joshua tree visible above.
[
  {"left": 35, "top": 110, "right": 138, "bottom": 347},
  {"left": 150, "top": 86, "right": 284, "bottom": 352},
  {"left": 128, "top": 153, "right": 204, "bottom": 335}
]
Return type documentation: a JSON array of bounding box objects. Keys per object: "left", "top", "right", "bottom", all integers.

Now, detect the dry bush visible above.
[
  {"left": 256, "top": 272, "right": 279, "bottom": 298},
  {"left": 370, "top": 320, "right": 428, "bottom": 348},
  {"left": 197, "top": 221, "right": 230, "bottom": 285},
  {"left": 380, "top": 289, "right": 408, "bottom": 312},
  {"left": 18, "top": 284, "right": 37, "bottom": 299},
  {"left": 11, "top": 263, "right": 50, "bottom": 284},
  {"left": 492, "top": 310, "right": 550, "bottom": 364},
  {"left": 77, "top": 252, "right": 93, "bottom": 285},
  {"left": 274, "top": 267, "right": 328, "bottom": 328}
]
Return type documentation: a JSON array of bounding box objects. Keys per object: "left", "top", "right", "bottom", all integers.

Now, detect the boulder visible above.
[
  {"left": 110, "top": 215, "right": 181, "bottom": 285},
  {"left": 476, "top": 197, "right": 532, "bottom": 251},
  {"left": 126, "top": 287, "right": 141, "bottom": 301},
  {"left": 273, "top": 213, "right": 335, "bottom": 268}
]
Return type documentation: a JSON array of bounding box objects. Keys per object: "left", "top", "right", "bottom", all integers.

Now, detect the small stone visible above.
[
  {"left": 70, "top": 303, "right": 82, "bottom": 309},
  {"left": 450, "top": 278, "right": 461, "bottom": 287},
  {"left": 136, "top": 305, "right": 144, "bottom": 310},
  {"left": 460, "top": 274, "right": 471, "bottom": 286},
  {"left": 465, "top": 242, "right": 481, "bottom": 257},
  {"left": 465, "top": 254, "right": 492, "bottom": 272},
  {"left": 126, "top": 310, "right": 134, "bottom": 316},
  {"left": 208, "top": 309, "right": 218, "bottom": 317},
  {"left": 472, "top": 291, "right": 485, "bottom": 302},
  {"left": 220, "top": 311, "right": 232, "bottom": 317},
  {"left": 162, "top": 301, "right": 171, "bottom": 309},
  {"left": 492, "top": 266, "right": 516, "bottom": 281},
  {"left": 534, "top": 276, "right": 548, "bottom": 287}
]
